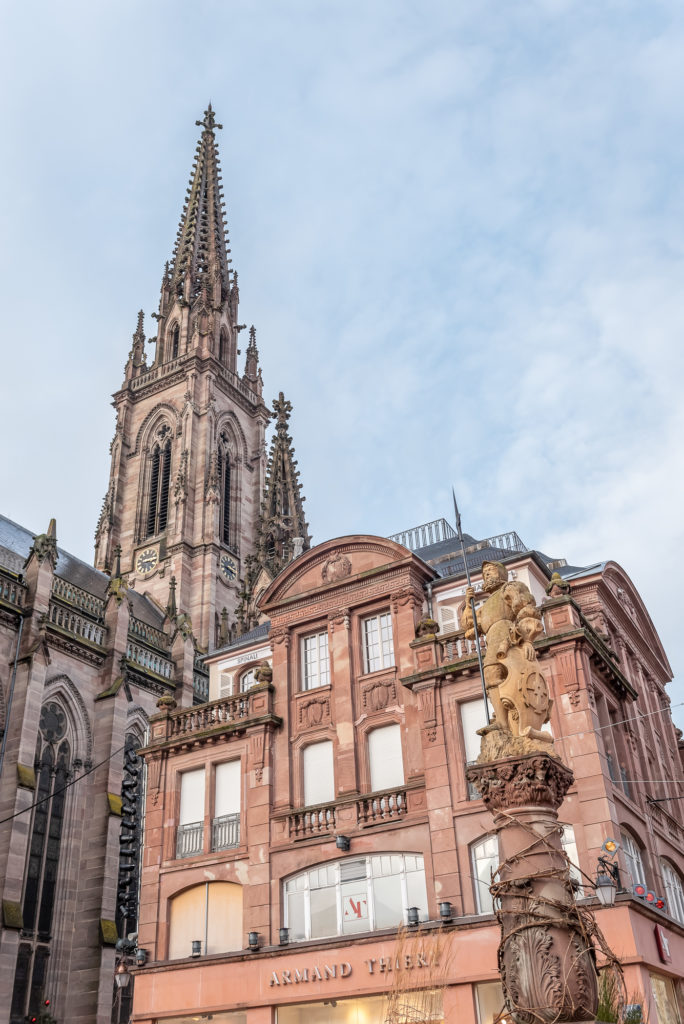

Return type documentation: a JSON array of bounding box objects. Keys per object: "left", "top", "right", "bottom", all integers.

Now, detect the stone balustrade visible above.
[
  {"left": 48, "top": 600, "right": 106, "bottom": 646},
  {"left": 0, "top": 571, "right": 27, "bottom": 609},
  {"left": 52, "top": 575, "right": 105, "bottom": 618},
  {"left": 129, "top": 615, "right": 169, "bottom": 650},
  {"left": 280, "top": 785, "right": 412, "bottom": 841},
  {"left": 126, "top": 641, "right": 174, "bottom": 679}
]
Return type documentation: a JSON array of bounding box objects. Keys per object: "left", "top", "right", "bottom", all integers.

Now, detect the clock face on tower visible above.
[
  {"left": 220, "top": 555, "right": 237, "bottom": 582},
  {"left": 136, "top": 547, "right": 159, "bottom": 576}
]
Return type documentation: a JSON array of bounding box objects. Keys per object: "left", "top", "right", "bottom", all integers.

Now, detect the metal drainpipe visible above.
[{"left": 0, "top": 614, "right": 25, "bottom": 779}]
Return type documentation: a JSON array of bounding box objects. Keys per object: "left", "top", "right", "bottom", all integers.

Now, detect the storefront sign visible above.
[
  {"left": 268, "top": 950, "right": 438, "bottom": 987},
  {"left": 236, "top": 647, "right": 270, "bottom": 665},
  {"left": 654, "top": 924, "right": 672, "bottom": 964},
  {"left": 269, "top": 963, "right": 352, "bottom": 986}
]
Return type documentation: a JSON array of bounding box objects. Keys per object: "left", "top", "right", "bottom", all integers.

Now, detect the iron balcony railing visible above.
[
  {"left": 176, "top": 821, "right": 203, "bottom": 859},
  {"left": 211, "top": 813, "right": 240, "bottom": 852},
  {"left": 389, "top": 518, "right": 456, "bottom": 551}
]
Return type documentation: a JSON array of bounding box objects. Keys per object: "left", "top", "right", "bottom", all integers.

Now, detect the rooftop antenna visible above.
[{"left": 452, "top": 488, "right": 490, "bottom": 724}]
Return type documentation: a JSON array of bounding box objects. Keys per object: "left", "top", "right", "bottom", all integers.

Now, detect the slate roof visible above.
[
  {"left": 0, "top": 513, "right": 165, "bottom": 627},
  {"left": 209, "top": 621, "right": 271, "bottom": 659}
]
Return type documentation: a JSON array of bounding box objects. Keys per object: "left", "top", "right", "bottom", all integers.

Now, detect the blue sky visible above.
[{"left": 1, "top": 0, "right": 683, "bottom": 729}]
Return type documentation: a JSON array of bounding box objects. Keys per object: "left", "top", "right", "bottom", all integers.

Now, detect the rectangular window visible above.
[
  {"left": 362, "top": 613, "right": 395, "bottom": 673},
  {"left": 177, "top": 768, "right": 205, "bottom": 858},
  {"left": 475, "top": 981, "right": 506, "bottom": 1024},
  {"left": 303, "top": 741, "right": 334, "bottom": 806},
  {"left": 461, "top": 699, "right": 488, "bottom": 799},
  {"left": 368, "top": 724, "right": 404, "bottom": 792},
  {"left": 301, "top": 631, "right": 330, "bottom": 690},
  {"left": 471, "top": 834, "right": 499, "bottom": 914},
  {"left": 213, "top": 761, "right": 240, "bottom": 851}
]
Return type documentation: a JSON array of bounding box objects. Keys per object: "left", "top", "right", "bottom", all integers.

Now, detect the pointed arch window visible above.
[
  {"left": 11, "top": 703, "right": 72, "bottom": 1022},
  {"left": 170, "top": 323, "right": 180, "bottom": 360},
  {"left": 217, "top": 431, "right": 232, "bottom": 548},
  {"left": 219, "top": 328, "right": 227, "bottom": 365},
  {"left": 146, "top": 427, "right": 172, "bottom": 538}
]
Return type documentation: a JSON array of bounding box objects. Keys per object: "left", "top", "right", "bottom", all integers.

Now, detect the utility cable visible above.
[{"left": 0, "top": 743, "right": 126, "bottom": 826}]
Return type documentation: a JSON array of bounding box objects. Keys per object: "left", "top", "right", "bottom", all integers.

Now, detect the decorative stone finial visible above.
[
  {"left": 195, "top": 104, "right": 223, "bottom": 133},
  {"left": 27, "top": 518, "right": 58, "bottom": 569},
  {"left": 166, "top": 575, "right": 177, "bottom": 619},
  {"left": 546, "top": 571, "right": 570, "bottom": 597}
]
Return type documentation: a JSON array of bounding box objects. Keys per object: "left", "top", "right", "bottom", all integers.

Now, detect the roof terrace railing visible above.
[{"left": 389, "top": 518, "right": 457, "bottom": 551}]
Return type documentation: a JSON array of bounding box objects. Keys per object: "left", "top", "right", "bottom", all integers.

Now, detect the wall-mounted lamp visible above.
[
  {"left": 335, "top": 835, "right": 351, "bottom": 852},
  {"left": 439, "top": 901, "right": 453, "bottom": 923},
  {"left": 135, "top": 948, "right": 148, "bottom": 967},
  {"left": 279, "top": 927, "right": 289, "bottom": 945},
  {"left": 407, "top": 907, "right": 419, "bottom": 928},
  {"left": 595, "top": 871, "right": 617, "bottom": 908},
  {"left": 114, "top": 963, "right": 131, "bottom": 989},
  {"left": 191, "top": 940, "right": 202, "bottom": 958},
  {"left": 248, "top": 931, "right": 260, "bottom": 952}
]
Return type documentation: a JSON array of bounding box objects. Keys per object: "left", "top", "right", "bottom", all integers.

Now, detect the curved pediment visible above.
[
  {"left": 601, "top": 561, "right": 671, "bottom": 675},
  {"left": 260, "top": 535, "right": 432, "bottom": 610}
]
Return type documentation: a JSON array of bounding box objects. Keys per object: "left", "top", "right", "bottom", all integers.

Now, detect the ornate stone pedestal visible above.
[{"left": 466, "top": 754, "right": 599, "bottom": 1024}]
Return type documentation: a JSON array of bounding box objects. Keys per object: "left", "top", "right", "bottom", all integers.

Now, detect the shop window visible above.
[
  {"left": 475, "top": 981, "right": 506, "bottom": 1024},
  {"left": 303, "top": 741, "right": 334, "bottom": 806},
  {"left": 301, "top": 630, "right": 330, "bottom": 690},
  {"left": 284, "top": 853, "right": 428, "bottom": 940},
  {"left": 362, "top": 613, "right": 395, "bottom": 673},
  {"left": 168, "top": 882, "right": 242, "bottom": 959},
  {"left": 661, "top": 860, "right": 684, "bottom": 924},
  {"left": 620, "top": 830, "right": 646, "bottom": 888},
  {"left": 213, "top": 761, "right": 240, "bottom": 852},
  {"left": 368, "top": 724, "right": 404, "bottom": 792},
  {"left": 649, "top": 974, "right": 681, "bottom": 1024},
  {"left": 471, "top": 834, "right": 499, "bottom": 914},
  {"left": 279, "top": 995, "right": 442, "bottom": 1024},
  {"left": 176, "top": 768, "right": 204, "bottom": 858}
]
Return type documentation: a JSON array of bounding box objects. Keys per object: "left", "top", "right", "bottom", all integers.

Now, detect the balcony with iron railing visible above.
[
  {"left": 211, "top": 812, "right": 240, "bottom": 852},
  {"left": 176, "top": 821, "right": 204, "bottom": 859}
]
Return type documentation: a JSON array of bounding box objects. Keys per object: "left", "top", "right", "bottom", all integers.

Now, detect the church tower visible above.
[
  {"left": 236, "top": 391, "right": 311, "bottom": 633},
  {"left": 95, "top": 106, "right": 269, "bottom": 650}
]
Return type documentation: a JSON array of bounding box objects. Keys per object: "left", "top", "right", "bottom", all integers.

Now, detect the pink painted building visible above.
[{"left": 132, "top": 526, "right": 684, "bottom": 1024}]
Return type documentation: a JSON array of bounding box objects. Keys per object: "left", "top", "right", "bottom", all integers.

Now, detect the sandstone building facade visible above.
[{"left": 132, "top": 526, "right": 684, "bottom": 1024}]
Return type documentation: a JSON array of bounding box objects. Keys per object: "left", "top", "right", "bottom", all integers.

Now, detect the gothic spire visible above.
[
  {"left": 168, "top": 104, "right": 233, "bottom": 306},
  {"left": 255, "top": 392, "right": 310, "bottom": 574}
]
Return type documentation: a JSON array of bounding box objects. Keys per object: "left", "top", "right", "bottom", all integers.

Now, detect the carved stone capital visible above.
[{"left": 466, "top": 753, "right": 574, "bottom": 812}]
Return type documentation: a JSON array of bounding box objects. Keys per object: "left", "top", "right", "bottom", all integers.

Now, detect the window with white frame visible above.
[
  {"left": 301, "top": 630, "right": 330, "bottom": 690},
  {"left": 362, "top": 613, "right": 395, "bottom": 673},
  {"left": 461, "top": 698, "right": 489, "bottom": 799},
  {"left": 620, "top": 830, "right": 646, "bottom": 887},
  {"left": 560, "top": 824, "right": 583, "bottom": 897},
  {"left": 661, "top": 860, "right": 684, "bottom": 924},
  {"left": 239, "top": 668, "right": 257, "bottom": 692},
  {"left": 284, "top": 854, "right": 428, "bottom": 940},
  {"left": 368, "top": 724, "right": 404, "bottom": 792},
  {"left": 471, "top": 834, "right": 499, "bottom": 914},
  {"left": 303, "top": 741, "right": 334, "bottom": 806},
  {"left": 213, "top": 761, "right": 241, "bottom": 851},
  {"left": 475, "top": 981, "right": 505, "bottom": 1024},
  {"left": 177, "top": 768, "right": 205, "bottom": 858}
]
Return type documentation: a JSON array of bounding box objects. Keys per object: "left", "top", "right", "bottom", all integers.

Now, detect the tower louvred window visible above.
[
  {"left": 218, "top": 437, "right": 231, "bottom": 547},
  {"left": 146, "top": 437, "right": 172, "bottom": 538}
]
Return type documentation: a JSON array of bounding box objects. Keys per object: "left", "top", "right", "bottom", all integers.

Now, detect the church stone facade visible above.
[{"left": 0, "top": 108, "right": 307, "bottom": 1024}]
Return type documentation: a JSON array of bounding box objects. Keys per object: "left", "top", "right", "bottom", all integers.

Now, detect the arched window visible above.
[
  {"left": 217, "top": 432, "right": 232, "bottom": 547},
  {"left": 168, "top": 882, "right": 242, "bottom": 959},
  {"left": 10, "top": 703, "right": 72, "bottom": 1021},
  {"left": 239, "top": 668, "right": 257, "bottom": 693},
  {"left": 620, "top": 829, "right": 647, "bottom": 888},
  {"left": 661, "top": 860, "right": 684, "bottom": 924},
  {"left": 218, "top": 328, "right": 227, "bottom": 364},
  {"left": 146, "top": 430, "right": 172, "bottom": 538},
  {"left": 284, "top": 854, "right": 427, "bottom": 940},
  {"left": 170, "top": 323, "right": 180, "bottom": 360},
  {"left": 471, "top": 834, "right": 499, "bottom": 914}
]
